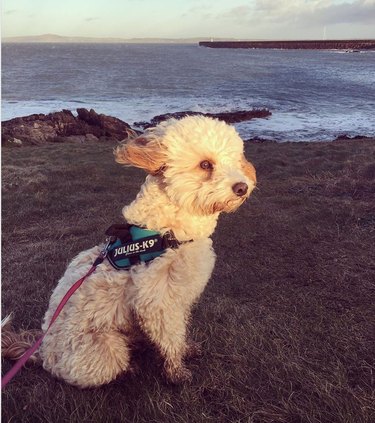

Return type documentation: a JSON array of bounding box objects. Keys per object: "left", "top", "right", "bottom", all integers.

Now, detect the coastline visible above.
[
  {"left": 2, "top": 108, "right": 374, "bottom": 147},
  {"left": 3, "top": 44, "right": 375, "bottom": 143}
]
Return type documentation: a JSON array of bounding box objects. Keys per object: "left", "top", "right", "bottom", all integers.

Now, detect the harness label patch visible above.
[
  {"left": 108, "top": 235, "right": 164, "bottom": 263},
  {"left": 113, "top": 237, "right": 160, "bottom": 258}
]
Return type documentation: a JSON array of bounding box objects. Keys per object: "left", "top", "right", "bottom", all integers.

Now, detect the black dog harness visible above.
[{"left": 105, "top": 224, "right": 190, "bottom": 270}]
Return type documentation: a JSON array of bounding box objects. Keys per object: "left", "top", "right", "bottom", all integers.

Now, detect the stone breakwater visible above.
[{"left": 199, "top": 40, "right": 375, "bottom": 50}]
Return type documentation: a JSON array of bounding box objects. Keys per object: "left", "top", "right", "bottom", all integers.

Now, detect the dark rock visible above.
[
  {"left": 2, "top": 109, "right": 137, "bottom": 146},
  {"left": 76, "top": 108, "right": 137, "bottom": 140},
  {"left": 2, "top": 108, "right": 271, "bottom": 146},
  {"left": 134, "top": 109, "right": 271, "bottom": 129},
  {"left": 245, "top": 137, "right": 277, "bottom": 143},
  {"left": 334, "top": 134, "right": 372, "bottom": 142}
]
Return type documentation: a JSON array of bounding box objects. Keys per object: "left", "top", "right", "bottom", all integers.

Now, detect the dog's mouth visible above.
[
  {"left": 224, "top": 196, "right": 247, "bottom": 213},
  {"left": 205, "top": 196, "right": 247, "bottom": 214}
]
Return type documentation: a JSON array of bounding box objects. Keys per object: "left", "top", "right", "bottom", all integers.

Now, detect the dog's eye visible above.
[{"left": 200, "top": 160, "right": 213, "bottom": 170}]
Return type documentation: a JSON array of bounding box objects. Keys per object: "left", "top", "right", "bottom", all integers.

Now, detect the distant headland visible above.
[
  {"left": 199, "top": 40, "right": 375, "bottom": 50},
  {"left": 2, "top": 34, "right": 235, "bottom": 44}
]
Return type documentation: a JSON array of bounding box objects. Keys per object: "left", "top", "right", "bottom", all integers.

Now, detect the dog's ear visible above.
[
  {"left": 241, "top": 155, "right": 257, "bottom": 184},
  {"left": 115, "top": 135, "right": 167, "bottom": 175}
]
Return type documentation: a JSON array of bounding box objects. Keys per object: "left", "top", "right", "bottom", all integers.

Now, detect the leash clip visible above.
[
  {"left": 101, "top": 236, "right": 116, "bottom": 258},
  {"left": 93, "top": 236, "right": 116, "bottom": 267}
]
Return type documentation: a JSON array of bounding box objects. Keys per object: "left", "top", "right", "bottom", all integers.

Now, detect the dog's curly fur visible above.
[{"left": 3, "top": 116, "right": 256, "bottom": 388}]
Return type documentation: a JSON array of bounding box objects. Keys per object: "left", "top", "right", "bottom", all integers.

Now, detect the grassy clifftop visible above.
[{"left": 2, "top": 139, "right": 374, "bottom": 423}]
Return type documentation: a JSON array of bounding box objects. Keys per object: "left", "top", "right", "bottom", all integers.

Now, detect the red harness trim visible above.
[{"left": 1, "top": 253, "right": 105, "bottom": 389}]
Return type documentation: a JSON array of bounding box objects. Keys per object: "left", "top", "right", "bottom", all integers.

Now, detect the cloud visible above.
[
  {"left": 5, "top": 9, "right": 18, "bottom": 15},
  {"left": 308, "top": 0, "right": 375, "bottom": 25},
  {"left": 85, "top": 17, "right": 100, "bottom": 22},
  {"left": 182, "top": 3, "right": 214, "bottom": 19},
  {"left": 221, "top": 0, "right": 375, "bottom": 27}
]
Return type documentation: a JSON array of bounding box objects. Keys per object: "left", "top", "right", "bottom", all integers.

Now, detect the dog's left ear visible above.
[
  {"left": 115, "top": 135, "right": 167, "bottom": 175},
  {"left": 241, "top": 155, "right": 257, "bottom": 184}
]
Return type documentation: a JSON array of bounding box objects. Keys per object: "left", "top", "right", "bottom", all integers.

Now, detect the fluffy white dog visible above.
[{"left": 5, "top": 116, "right": 256, "bottom": 388}]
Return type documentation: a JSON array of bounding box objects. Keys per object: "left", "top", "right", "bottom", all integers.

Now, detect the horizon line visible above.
[{"left": 3, "top": 33, "right": 375, "bottom": 44}]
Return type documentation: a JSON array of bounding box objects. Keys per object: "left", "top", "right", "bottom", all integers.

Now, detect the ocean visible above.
[{"left": 2, "top": 43, "right": 375, "bottom": 141}]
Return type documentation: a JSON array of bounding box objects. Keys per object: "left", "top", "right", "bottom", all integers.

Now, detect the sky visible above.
[{"left": 2, "top": 0, "right": 375, "bottom": 40}]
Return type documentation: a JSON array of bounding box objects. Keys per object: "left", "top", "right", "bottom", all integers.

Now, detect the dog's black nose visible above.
[{"left": 232, "top": 182, "right": 248, "bottom": 197}]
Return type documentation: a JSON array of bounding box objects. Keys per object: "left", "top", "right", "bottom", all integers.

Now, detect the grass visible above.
[{"left": 2, "top": 139, "right": 375, "bottom": 423}]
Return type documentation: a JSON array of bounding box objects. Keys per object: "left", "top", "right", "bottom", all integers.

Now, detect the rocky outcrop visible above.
[
  {"left": 334, "top": 134, "right": 372, "bottom": 142},
  {"left": 2, "top": 109, "right": 137, "bottom": 146},
  {"left": 2, "top": 108, "right": 272, "bottom": 146},
  {"left": 134, "top": 109, "right": 271, "bottom": 129}
]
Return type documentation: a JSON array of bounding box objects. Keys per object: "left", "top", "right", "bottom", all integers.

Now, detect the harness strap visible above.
[{"left": 1, "top": 251, "right": 106, "bottom": 389}]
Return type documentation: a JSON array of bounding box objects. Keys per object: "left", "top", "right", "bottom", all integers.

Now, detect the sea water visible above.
[{"left": 2, "top": 43, "right": 375, "bottom": 141}]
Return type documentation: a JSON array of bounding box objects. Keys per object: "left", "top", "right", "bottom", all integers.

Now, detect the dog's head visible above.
[{"left": 115, "top": 116, "right": 256, "bottom": 215}]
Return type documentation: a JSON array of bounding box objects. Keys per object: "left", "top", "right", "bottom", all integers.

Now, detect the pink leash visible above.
[{"left": 2, "top": 250, "right": 107, "bottom": 389}]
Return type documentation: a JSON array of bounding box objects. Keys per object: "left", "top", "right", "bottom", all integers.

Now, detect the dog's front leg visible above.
[
  {"left": 161, "top": 314, "right": 193, "bottom": 384},
  {"left": 136, "top": 307, "right": 192, "bottom": 384}
]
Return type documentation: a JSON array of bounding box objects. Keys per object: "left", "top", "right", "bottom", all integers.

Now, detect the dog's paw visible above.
[
  {"left": 164, "top": 365, "right": 193, "bottom": 385},
  {"left": 185, "top": 341, "right": 203, "bottom": 359}
]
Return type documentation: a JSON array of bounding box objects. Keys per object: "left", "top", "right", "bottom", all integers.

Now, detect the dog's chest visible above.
[
  {"left": 178, "top": 239, "right": 216, "bottom": 293},
  {"left": 130, "top": 238, "right": 216, "bottom": 310}
]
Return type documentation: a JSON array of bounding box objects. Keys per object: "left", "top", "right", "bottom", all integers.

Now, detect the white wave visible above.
[{"left": 236, "top": 110, "right": 375, "bottom": 141}]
